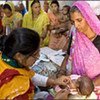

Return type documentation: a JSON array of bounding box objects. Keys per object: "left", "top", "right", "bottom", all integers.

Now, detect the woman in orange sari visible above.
[
  {"left": 0, "top": 28, "right": 69, "bottom": 99},
  {"left": 48, "top": 0, "right": 69, "bottom": 50}
]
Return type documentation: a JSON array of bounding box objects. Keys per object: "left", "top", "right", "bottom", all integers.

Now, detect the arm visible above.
[
  {"left": 32, "top": 73, "right": 70, "bottom": 87},
  {"left": 40, "top": 25, "right": 49, "bottom": 45},
  {"left": 40, "top": 14, "right": 50, "bottom": 45},
  {"left": 57, "top": 54, "right": 69, "bottom": 77},
  {"left": 17, "top": 20, "right": 22, "bottom": 28},
  {"left": 41, "top": 25, "right": 48, "bottom": 40},
  {"left": 54, "top": 89, "right": 70, "bottom": 99},
  {"left": 22, "top": 14, "right": 27, "bottom": 28},
  {"left": 57, "top": 34, "right": 72, "bottom": 77}
]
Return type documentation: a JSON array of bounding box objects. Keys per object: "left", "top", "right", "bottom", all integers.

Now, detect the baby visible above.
[{"left": 55, "top": 75, "right": 97, "bottom": 99}]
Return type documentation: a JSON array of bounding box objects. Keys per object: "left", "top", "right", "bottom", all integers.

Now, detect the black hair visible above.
[
  {"left": 31, "top": 0, "right": 40, "bottom": 7},
  {"left": 70, "top": 6, "right": 80, "bottom": 14},
  {"left": 63, "top": 5, "right": 71, "bottom": 14},
  {"left": 69, "top": 6, "right": 81, "bottom": 21},
  {"left": 0, "top": 28, "right": 40, "bottom": 58},
  {"left": 50, "top": 0, "right": 59, "bottom": 8},
  {"left": 78, "top": 76, "right": 94, "bottom": 96},
  {"left": 3, "top": 4, "right": 12, "bottom": 11}
]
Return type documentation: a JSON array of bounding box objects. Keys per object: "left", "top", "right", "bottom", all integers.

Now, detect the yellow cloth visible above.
[
  {"left": 22, "top": 1, "right": 50, "bottom": 46},
  {"left": 0, "top": 54, "right": 35, "bottom": 99},
  {"left": 2, "top": 2, "right": 22, "bottom": 28}
]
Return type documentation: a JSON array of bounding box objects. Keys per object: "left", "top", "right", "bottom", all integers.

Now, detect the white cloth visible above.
[
  {"left": 68, "top": 92, "right": 97, "bottom": 99},
  {"left": 32, "top": 73, "right": 48, "bottom": 87}
]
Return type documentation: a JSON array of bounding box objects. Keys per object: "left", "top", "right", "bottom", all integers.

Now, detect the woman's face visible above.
[
  {"left": 3, "top": 8, "right": 12, "bottom": 17},
  {"left": 51, "top": 3, "right": 59, "bottom": 13},
  {"left": 70, "top": 11, "right": 89, "bottom": 33},
  {"left": 31, "top": 2, "right": 41, "bottom": 16},
  {"left": 14, "top": 49, "right": 40, "bottom": 68}
]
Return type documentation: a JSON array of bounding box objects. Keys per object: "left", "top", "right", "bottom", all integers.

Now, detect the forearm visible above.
[
  {"left": 57, "top": 54, "right": 69, "bottom": 77},
  {"left": 46, "top": 78, "right": 56, "bottom": 87},
  {"left": 32, "top": 73, "right": 56, "bottom": 87},
  {"left": 61, "top": 54, "right": 69, "bottom": 70},
  {"left": 32, "top": 73, "right": 68, "bottom": 87},
  {"left": 17, "top": 20, "right": 22, "bottom": 27},
  {"left": 41, "top": 26, "right": 48, "bottom": 40}
]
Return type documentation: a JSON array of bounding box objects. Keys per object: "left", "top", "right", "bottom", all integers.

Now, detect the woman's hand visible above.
[
  {"left": 46, "top": 76, "right": 70, "bottom": 87},
  {"left": 54, "top": 76, "right": 70, "bottom": 86},
  {"left": 54, "top": 89, "right": 70, "bottom": 99}
]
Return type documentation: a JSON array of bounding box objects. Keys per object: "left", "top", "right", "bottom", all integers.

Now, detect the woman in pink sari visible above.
[{"left": 58, "top": 1, "right": 100, "bottom": 98}]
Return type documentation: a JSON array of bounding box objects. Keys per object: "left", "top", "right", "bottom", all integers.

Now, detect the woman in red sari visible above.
[{"left": 0, "top": 28, "right": 69, "bottom": 99}]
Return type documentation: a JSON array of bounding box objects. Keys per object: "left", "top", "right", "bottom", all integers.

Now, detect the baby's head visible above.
[
  {"left": 76, "top": 76, "right": 94, "bottom": 96},
  {"left": 62, "top": 5, "right": 70, "bottom": 15}
]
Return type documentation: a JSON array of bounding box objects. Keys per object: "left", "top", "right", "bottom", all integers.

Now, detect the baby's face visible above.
[
  {"left": 70, "top": 77, "right": 82, "bottom": 89},
  {"left": 75, "top": 77, "right": 82, "bottom": 88},
  {"left": 62, "top": 7, "right": 68, "bottom": 15}
]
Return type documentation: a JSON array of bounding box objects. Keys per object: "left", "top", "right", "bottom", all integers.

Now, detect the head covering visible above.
[
  {"left": 72, "top": 1, "right": 100, "bottom": 35},
  {"left": 5, "top": 1, "right": 15, "bottom": 14},
  {"left": 22, "top": 0, "right": 50, "bottom": 46},
  {"left": 67, "top": 1, "right": 100, "bottom": 79},
  {"left": 28, "top": 0, "right": 41, "bottom": 14}
]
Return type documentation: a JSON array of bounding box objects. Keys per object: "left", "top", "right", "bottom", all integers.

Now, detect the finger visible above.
[{"left": 60, "top": 82, "right": 68, "bottom": 86}]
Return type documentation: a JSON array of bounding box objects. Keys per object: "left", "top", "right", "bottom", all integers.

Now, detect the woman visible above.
[
  {"left": 0, "top": 28, "right": 70, "bottom": 99},
  {"left": 2, "top": 2, "right": 22, "bottom": 35},
  {"left": 48, "top": 0, "right": 69, "bottom": 50},
  {"left": 43, "top": 0, "right": 49, "bottom": 13},
  {"left": 22, "top": 0, "right": 49, "bottom": 46},
  {"left": 58, "top": 1, "right": 100, "bottom": 97}
]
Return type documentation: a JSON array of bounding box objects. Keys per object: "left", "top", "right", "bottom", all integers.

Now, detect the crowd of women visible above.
[
  {"left": 0, "top": 0, "right": 71, "bottom": 49},
  {"left": 0, "top": 0, "right": 100, "bottom": 99}
]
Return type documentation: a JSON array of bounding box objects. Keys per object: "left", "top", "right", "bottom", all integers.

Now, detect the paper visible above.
[
  {"left": 40, "top": 47, "right": 57, "bottom": 56},
  {"left": 40, "top": 47, "right": 65, "bottom": 66}
]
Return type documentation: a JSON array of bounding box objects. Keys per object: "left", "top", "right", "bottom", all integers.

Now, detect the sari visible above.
[
  {"left": 66, "top": 1, "right": 100, "bottom": 98},
  {"left": 0, "top": 53, "right": 35, "bottom": 99},
  {"left": 48, "top": 12, "right": 68, "bottom": 50},
  {"left": 2, "top": 2, "right": 22, "bottom": 34},
  {"left": 22, "top": 1, "right": 50, "bottom": 46}
]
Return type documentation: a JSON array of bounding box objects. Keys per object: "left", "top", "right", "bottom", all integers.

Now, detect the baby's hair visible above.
[
  {"left": 78, "top": 76, "right": 94, "bottom": 96},
  {"left": 63, "top": 5, "right": 70, "bottom": 14}
]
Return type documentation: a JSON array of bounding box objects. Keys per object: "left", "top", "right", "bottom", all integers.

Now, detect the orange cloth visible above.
[{"left": 0, "top": 54, "right": 35, "bottom": 99}]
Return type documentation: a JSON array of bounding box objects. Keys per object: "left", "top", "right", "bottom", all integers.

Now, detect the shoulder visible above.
[
  {"left": 40, "top": 11, "right": 48, "bottom": 18},
  {"left": 23, "top": 12, "right": 31, "bottom": 18},
  {"left": 14, "top": 12, "right": 22, "bottom": 19}
]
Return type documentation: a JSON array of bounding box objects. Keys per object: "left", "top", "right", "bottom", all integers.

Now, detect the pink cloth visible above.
[
  {"left": 48, "top": 12, "right": 68, "bottom": 50},
  {"left": 68, "top": 1, "right": 100, "bottom": 79}
]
